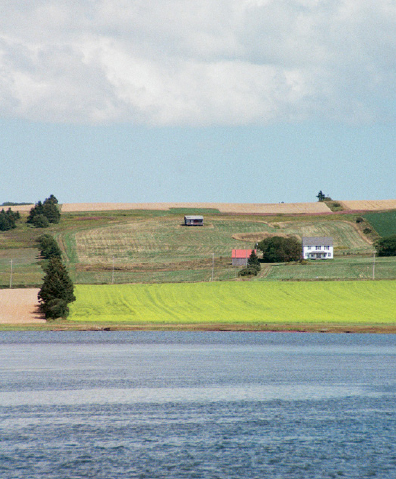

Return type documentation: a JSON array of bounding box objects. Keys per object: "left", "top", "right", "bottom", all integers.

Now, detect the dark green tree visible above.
[
  {"left": 38, "top": 257, "right": 75, "bottom": 319},
  {"left": 258, "top": 236, "right": 302, "bottom": 263},
  {"left": 32, "top": 214, "right": 49, "bottom": 228},
  {"left": 27, "top": 195, "right": 60, "bottom": 227},
  {"left": 0, "top": 208, "right": 20, "bottom": 231},
  {"left": 316, "top": 190, "right": 325, "bottom": 202},
  {"left": 375, "top": 235, "right": 396, "bottom": 257},
  {"left": 37, "top": 234, "right": 62, "bottom": 259}
]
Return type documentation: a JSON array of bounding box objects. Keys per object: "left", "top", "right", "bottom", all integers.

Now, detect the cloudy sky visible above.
[{"left": 1, "top": 0, "right": 395, "bottom": 204}]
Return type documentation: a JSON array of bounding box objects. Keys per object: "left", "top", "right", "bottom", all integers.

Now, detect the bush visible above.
[
  {"left": 238, "top": 266, "right": 260, "bottom": 277},
  {"left": 258, "top": 236, "right": 302, "bottom": 263},
  {"left": 363, "top": 227, "right": 372, "bottom": 234},
  {"left": 356, "top": 217, "right": 364, "bottom": 223},
  {"left": 375, "top": 235, "right": 396, "bottom": 257}
]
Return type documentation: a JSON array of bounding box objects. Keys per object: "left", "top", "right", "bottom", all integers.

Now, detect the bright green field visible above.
[{"left": 69, "top": 281, "right": 396, "bottom": 324}]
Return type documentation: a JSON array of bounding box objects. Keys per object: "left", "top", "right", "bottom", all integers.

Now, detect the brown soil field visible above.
[
  {"left": 341, "top": 199, "right": 396, "bottom": 211},
  {"left": 60, "top": 202, "right": 331, "bottom": 214},
  {"left": 0, "top": 289, "right": 45, "bottom": 324}
]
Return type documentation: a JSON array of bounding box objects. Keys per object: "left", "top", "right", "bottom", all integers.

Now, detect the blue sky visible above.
[{"left": 1, "top": 1, "right": 395, "bottom": 204}]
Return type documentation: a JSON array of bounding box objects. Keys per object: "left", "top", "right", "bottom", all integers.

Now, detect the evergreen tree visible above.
[
  {"left": 0, "top": 208, "right": 20, "bottom": 231},
  {"left": 27, "top": 195, "right": 60, "bottom": 227},
  {"left": 37, "top": 234, "right": 62, "bottom": 259},
  {"left": 38, "top": 257, "right": 75, "bottom": 319}
]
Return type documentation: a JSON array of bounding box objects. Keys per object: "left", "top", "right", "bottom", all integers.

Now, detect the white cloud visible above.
[{"left": 0, "top": 0, "right": 395, "bottom": 125}]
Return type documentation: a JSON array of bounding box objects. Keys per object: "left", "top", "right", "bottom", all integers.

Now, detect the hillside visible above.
[{"left": 1, "top": 200, "right": 396, "bottom": 288}]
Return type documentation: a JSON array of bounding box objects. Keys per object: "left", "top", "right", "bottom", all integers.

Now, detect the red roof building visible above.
[{"left": 232, "top": 249, "right": 257, "bottom": 266}]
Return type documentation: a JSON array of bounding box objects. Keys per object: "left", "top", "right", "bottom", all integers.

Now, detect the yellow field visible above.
[
  {"left": 69, "top": 281, "right": 396, "bottom": 324},
  {"left": 341, "top": 199, "right": 396, "bottom": 211},
  {"left": 60, "top": 202, "right": 331, "bottom": 214}
]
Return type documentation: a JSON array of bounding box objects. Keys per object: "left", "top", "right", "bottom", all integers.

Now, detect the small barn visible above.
[
  {"left": 302, "top": 237, "right": 333, "bottom": 259},
  {"left": 184, "top": 215, "right": 204, "bottom": 226},
  {"left": 232, "top": 249, "right": 257, "bottom": 266}
]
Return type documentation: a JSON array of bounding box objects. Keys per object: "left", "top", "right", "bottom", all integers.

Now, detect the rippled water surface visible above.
[{"left": 1, "top": 331, "right": 395, "bottom": 478}]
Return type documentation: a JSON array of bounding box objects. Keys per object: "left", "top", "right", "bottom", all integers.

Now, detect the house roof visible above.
[
  {"left": 184, "top": 215, "right": 203, "bottom": 220},
  {"left": 302, "top": 236, "right": 333, "bottom": 246},
  {"left": 232, "top": 249, "right": 256, "bottom": 258}
]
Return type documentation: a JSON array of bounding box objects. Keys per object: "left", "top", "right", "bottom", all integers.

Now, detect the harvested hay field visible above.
[
  {"left": 232, "top": 232, "right": 298, "bottom": 242},
  {"left": 61, "top": 202, "right": 331, "bottom": 215},
  {"left": 341, "top": 200, "right": 396, "bottom": 211},
  {"left": 0, "top": 288, "right": 45, "bottom": 324}
]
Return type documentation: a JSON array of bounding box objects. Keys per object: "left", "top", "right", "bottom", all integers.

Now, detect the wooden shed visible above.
[{"left": 184, "top": 215, "right": 204, "bottom": 226}]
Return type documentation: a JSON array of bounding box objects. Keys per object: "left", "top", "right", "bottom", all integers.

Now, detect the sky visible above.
[{"left": 1, "top": 0, "right": 395, "bottom": 204}]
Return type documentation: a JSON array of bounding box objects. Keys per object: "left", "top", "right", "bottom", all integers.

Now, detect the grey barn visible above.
[{"left": 184, "top": 215, "right": 204, "bottom": 226}]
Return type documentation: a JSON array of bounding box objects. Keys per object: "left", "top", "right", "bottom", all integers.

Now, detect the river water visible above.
[{"left": 0, "top": 332, "right": 395, "bottom": 478}]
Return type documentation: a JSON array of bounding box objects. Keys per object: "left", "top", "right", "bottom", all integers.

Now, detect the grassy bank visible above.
[{"left": 68, "top": 280, "right": 396, "bottom": 326}]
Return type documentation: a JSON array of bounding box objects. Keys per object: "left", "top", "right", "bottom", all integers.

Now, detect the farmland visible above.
[
  {"left": 363, "top": 211, "right": 396, "bottom": 238},
  {"left": 0, "top": 203, "right": 391, "bottom": 287},
  {"left": 69, "top": 281, "right": 396, "bottom": 327}
]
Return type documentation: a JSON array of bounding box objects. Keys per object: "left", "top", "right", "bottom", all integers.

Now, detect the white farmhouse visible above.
[{"left": 302, "top": 237, "right": 333, "bottom": 260}]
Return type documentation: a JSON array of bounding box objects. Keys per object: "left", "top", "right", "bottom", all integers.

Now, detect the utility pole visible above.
[
  {"left": 211, "top": 253, "right": 214, "bottom": 282},
  {"left": 372, "top": 251, "right": 376, "bottom": 280},
  {"left": 10, "top": 259, "right": 13, "bottom": 289}
]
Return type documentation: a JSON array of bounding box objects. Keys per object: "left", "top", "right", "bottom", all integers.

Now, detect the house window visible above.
[
  {"left": 325, "top": 246, "right": 330, "bottom": 250},
  {"left": 307, "top": 246, "right": 311, "bottom": 250},
  {"left": 316, "top": 246, "right": 321, "bottom": 250}
]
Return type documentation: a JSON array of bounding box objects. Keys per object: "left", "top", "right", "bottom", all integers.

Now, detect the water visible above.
[{"left": 0, "top": 332, "right": 395, "bottom": 478}]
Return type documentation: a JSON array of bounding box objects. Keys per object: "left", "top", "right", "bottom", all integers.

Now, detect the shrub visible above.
[
  {"left": 363, "top": 227, "right": 372, "bottom": 234},
  {"left": 375, "top": 235, "right": 396, "bottom": 257},
  {"left": 356, "top": 217, "right": 364, "bottom": 223},
  {"left": 238, "top": 266, "right": 259, "bottom": 277}
]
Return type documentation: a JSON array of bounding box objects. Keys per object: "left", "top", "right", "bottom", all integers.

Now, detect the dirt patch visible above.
[
  {"left": 233, "top": 232, "right": 300, "bottom": 242},
  {"left": 0, "top": 288, "right": 45, "bottom": 324}
]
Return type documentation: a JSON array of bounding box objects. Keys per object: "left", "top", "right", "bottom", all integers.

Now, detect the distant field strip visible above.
[
  {"left": 69, "top": 281, "right": 396, "bottom": 324},
  {"left": 61, "top": 202, "right": 331, "bottom": 214},
  {"left": 341, "top": 200, "right": 396, "bottom": 211}
]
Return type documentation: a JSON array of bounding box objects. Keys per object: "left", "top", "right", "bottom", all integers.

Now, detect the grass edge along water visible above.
[{"left": 69, "top": 280, "right": 396, "bottom": 324}]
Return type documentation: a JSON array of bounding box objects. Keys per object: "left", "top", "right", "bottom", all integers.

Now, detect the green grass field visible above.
[
  {"left": 69, "top": 281, "right": 396, "bottom": 324},
  {"left": 364, "top": 211, "right": 396, "bottom": 237}
]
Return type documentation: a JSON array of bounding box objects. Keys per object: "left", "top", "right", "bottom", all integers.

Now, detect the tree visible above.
[
  {"left": 37, "top": 234, "right": 62, "bottom": 259},
  {"left": 38, "top": 257, "right": 75, "bottom": 319},
  {"left": 258, "top": 236, "right": 302, "bottom": 263},
  {"left": 316, "top": 190, "right": 325, "bottom": 202},
  {"left": 27, "top": 195, "right": 60, "bottom": 227},
  {"left": 0, "top": 208, "right": 20, "bottom": 231},
  {"left": 375, "top": 235, "right": 396, "bottom": 257}
]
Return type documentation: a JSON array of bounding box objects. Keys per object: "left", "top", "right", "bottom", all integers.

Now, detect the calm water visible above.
[{"left": 0, "top": 332, "right": 395, "bottom": 478}]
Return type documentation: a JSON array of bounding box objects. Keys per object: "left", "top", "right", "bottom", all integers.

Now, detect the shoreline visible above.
[{"left": 1, "top": 321, "right": 396, "bottom": 333}]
